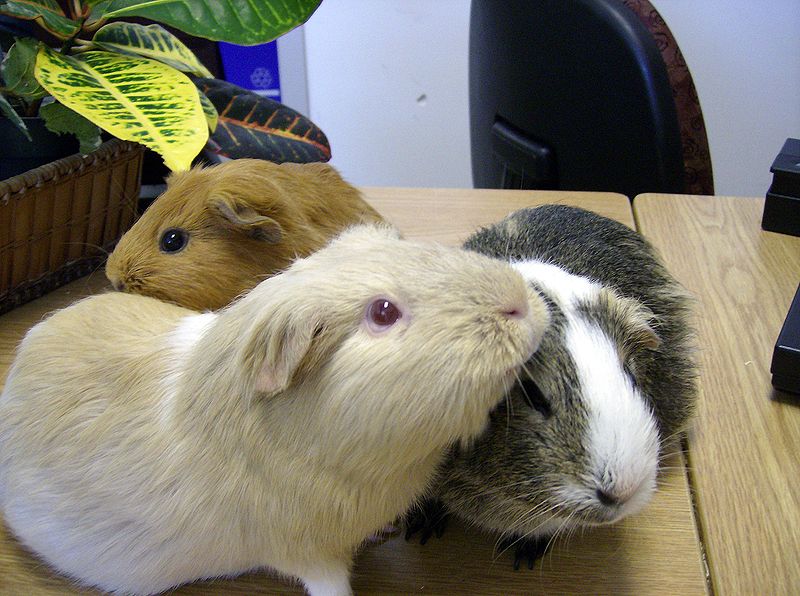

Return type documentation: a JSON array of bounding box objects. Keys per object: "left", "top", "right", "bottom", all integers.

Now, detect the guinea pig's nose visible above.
[
  {"left": 596, "top": 488, "right": 621, "bottom": 507},
  {"left": 110, "top": 278, "right": 125, "bottom": 292},
  {"left": 501, "top": 300, "right": 529, "bottom": 319}
]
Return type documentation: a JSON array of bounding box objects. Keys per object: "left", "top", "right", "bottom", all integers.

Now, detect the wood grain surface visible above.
[
  {"left": 0, "top": 189, "right": 708, "bottom": 595},
  {"left": 634, "top": 193, "right": 800, "bottom": 596},
  {"left": 361, "top": 187, "right": 632, "bottom": 245}
]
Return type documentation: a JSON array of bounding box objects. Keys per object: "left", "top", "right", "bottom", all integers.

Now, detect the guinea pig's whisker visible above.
[
  {"left": 657, "top": 452, "right": 693, "bottom": 473},
  {"left": 548, "top": 509, "right": 580, "bottom": 552},
  {"left": 516, "top": 506, "right": 561, "bottom": 535},
  {"left": 660, "top": 428, "right": 690, "bottom": 446},
  {"left": 566, "top": 510, "right": 586, "bottom": 544},
  {"left": 657, "top": 465, "right": 690, "bottom": 472},
  {"left": 504, "top": 495, "right": 556, "bottom": 526},
  {"left": 506, "top": 499, "right": 562, "bottom": 538},
  {"left": 498, "top": 498, "right": 555, "bottom": 535},
  {"left": 493, "top": 504, "right": 564, "bottom": 563},
  {"left": 63, "top": 240, "right": 110, "bottom": 256},
  {"left": 559, "top": 512, "right": 580, "bottom": 546},
  {"left": 502, "top": 371, "right": 518, "bottom": 434},
  {"left": 658, "top": 447, "right": 689, "bottom": 462}
]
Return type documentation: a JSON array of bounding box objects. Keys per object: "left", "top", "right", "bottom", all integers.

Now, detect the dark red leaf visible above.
[{"left": 196, "top": 78, "right": 331, "bottom": 163}]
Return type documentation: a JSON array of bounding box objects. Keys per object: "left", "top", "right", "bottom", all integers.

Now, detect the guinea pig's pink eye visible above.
[
  {"left": 365, "top": 298, "right": 402, "bottom": 332},
  {"left": 159, "top": 228, "right": 188, "bottom": 253}
]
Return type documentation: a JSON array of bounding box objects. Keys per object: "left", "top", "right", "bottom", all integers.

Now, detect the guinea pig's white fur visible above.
[
  {"left": 0, "top": 225, "right": 549, "bottom": 595},
  {"left": 515, "top": 260, "right": 660, "bottom": 528}
]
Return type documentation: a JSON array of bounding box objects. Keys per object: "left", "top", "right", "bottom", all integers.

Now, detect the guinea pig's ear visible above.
[
  {"left": 212, "top": 196, "right": 283, "bottom": 243},
  {"left": 626, "top": 310, "right": 661, "bottom": 353},
  {"left": 619, "top": 296, "right": 661, "bottom": 353},
  {"left": 239, "top": 308, "right": 321, "bottom": 398},
  {"left": 599, "top": 289, "right": 661, "bottom": 354}
]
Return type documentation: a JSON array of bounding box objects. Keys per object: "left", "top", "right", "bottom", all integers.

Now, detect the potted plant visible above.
[
  {"left": 0, "top": 0, "right": 327, "bottom": 313},
  {"left": 0, "top": 0, "right": 324, "bottom": 174}
]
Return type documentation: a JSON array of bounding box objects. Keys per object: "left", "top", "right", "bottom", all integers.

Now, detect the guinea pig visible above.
[
  {"left": 0, "top": 224, "right": 550, "bottom": 595},
  {"left": 105, "top": 158, "right": 385, "bottom": 311},
  {"left": 407, "top": 204, "right": 697, "bottom": 568}
]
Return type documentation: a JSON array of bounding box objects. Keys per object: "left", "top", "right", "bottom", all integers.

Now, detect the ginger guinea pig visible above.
[
  {"left": 408, "top": 205, "right": 697, "bottom": 568},
  {"left": 0, "top": 225, "right": 549, "bottom": 595},
  {"left": 105, "top": 158, "right": 385, "bottom": 311}
]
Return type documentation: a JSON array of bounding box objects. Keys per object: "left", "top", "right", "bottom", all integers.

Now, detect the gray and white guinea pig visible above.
[
  {"left": 412, "top": 204, "right": 696, "bottom": 567},
  {"left": 0, "top": 225, "right": 549, "bottom": 596},
  {"left": 105, "top": 158, "right": 385, "bottom": 311}
]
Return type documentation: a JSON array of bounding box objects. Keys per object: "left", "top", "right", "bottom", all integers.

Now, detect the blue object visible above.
[{"left": 219, "top": 41, "right": 281, "bottom": 102}]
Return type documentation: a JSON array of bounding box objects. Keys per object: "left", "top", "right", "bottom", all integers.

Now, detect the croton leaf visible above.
[
  {"left": 197, "top": 89, "right": 218, "bottom": 133},
  {"left": 87, "top": 0, "right": 322, "bottom": 45},
  {"left": 1, "top": 38, "right": 46, "bottom": 99},
  {"left": 35, "top": 46, "right": 207, "bottom": 171},
  {"left": 0, "top": 93, "right": 31, "bottom": 140},
  {"left": 0, "top": 0, "right": 81, "bottom": 39},
  {"left": 40, "top": 101, "right": 102, "bottom": 155},
  {"left": 92, "top": 22, "right": 213, "bottom": 78},
  {"left": 196, "top": 78, "right": 330, "bottom": 163}
]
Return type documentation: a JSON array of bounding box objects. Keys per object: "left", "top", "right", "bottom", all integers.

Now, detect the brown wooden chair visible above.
[{"left": 622, "top": 0, "right": 713, "bottom": 194}]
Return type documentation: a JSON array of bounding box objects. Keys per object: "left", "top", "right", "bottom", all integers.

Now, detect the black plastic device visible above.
[
  {"left": 771, "top": 283, "right": 800, "bottom": 395},
  {"left": 762, "top": 138, "right": 800, "bottom": 237}
]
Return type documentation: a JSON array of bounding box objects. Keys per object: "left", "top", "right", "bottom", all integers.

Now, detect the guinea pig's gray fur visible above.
[
  {"left": 418, "top": 204, "right": 696, "bottom": 565},
  {"left": 0, "top": 225, "right": 550, "bottom": 595}
]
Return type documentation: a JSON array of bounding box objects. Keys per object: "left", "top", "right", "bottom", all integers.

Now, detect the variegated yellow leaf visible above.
[
  {"left": 35, "top": 47, "right": 207, "bottom": 172},
  {"left": 92, "top": 23, "right": 213, "bottom": 78}
]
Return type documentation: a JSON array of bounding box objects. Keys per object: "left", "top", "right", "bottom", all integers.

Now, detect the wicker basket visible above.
[{"left": 0, "top": 139, "right": 144, "bottom": 315}]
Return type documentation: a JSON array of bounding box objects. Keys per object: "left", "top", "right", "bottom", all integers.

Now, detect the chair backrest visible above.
[
  {"left": 621, "top": 0, "right": 714, "bottom": 195},
  {"left": 469, "top": 0, "right": 714, "bottom": 198}
]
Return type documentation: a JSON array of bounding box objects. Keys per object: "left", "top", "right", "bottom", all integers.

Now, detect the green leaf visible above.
[
  {"left": 1, "top": 38, "right": 46, "bottom": 99},
  {"left": 197, "top": 88, "right": 217, "bottom": 133},
  {"left": 92, "top": 22, "right": 213, "bottom": 78},
  {"left": 0, "top": 92, "right": 31, "bottom": 140},
  {"left": 0, "top": 0, "right": 81, "bottom": 39},
  {"left": 40, "top": 101, "right": 102, "bottom": 155},
  {"left": 197, "top": 78, "right": 330, "bottom": 163},
  {"left": 88, "top": 0, "right": 322, "bottom": 45},
  {"left": 35, "top": 46, "right": 208, "bottom": 171}
]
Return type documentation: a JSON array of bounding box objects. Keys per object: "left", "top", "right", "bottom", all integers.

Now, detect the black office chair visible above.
[{"left": 469, "top": 0, "right": 714, "bottom": 199}]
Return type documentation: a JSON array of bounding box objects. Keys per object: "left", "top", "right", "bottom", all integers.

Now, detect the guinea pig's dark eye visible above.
[
  {"left": 365, "top": 298, "right": 402, "bottom": 333},
  {"left": 159, "top": 228, "right": 188, "bottom": 253},
  {"left": 519, "top": 374, "right": 552, "bottom": 418}
]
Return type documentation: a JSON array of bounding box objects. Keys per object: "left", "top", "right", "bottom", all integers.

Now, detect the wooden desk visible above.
[
  {"left": 0, "top": 189, "right": 707, "bottom": 595},
  {"left": 634, "top": 194, "right": 800, "bottom": 596}
]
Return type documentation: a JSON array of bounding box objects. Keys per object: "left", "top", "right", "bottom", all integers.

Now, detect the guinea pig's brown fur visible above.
[
  {"left": 1, "top": 225, "right": 549, "bottom": 595},
  {"left": 106, "top": 158, "right": 385, "bottom": 311}
]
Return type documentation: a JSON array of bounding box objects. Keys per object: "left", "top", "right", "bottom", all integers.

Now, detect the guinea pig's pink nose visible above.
[
  {"left": 110, "top": 278, "right": 125, "bottom": 292},
  {"left": 501, "top": 300, "right": 529, "bottom": 319}
]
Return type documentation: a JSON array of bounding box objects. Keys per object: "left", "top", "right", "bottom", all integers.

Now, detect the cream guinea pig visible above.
[
  {"left": 105, "top": 158, "right": 385, "bottom": 311},
  {"left": 0, "top": 225, "right": 550, "bottom": 595}
]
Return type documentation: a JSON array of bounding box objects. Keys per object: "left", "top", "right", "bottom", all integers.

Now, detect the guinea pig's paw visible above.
[
  {"left": 499, "top": 534, "right": 551, "bottom": 571},
  {"left": 363, "top": 522, "right": 402, "bottom": 545},
  {"left": 403, "top": 498, "right": 449, "bottom": 545}
]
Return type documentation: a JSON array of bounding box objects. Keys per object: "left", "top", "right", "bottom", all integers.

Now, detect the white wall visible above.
[
  {"left": 303, "top": 0, "right": 471, "bottom": 187},
  {"left": 650, "top": 0, "right": 800, "bottom": 197},
  {"left": 303, "top": 0, "right": 800, "bottom": 197}
]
